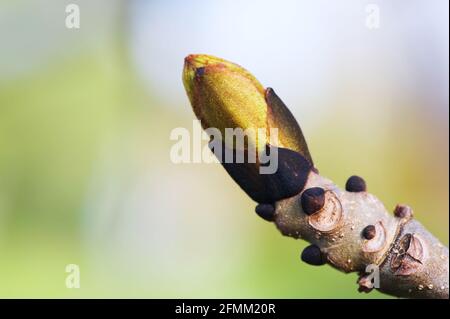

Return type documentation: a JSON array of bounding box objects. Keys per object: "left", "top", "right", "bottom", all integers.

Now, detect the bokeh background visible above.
[{"left": 0, "top": 0, "right": 448, "bottom": 298}]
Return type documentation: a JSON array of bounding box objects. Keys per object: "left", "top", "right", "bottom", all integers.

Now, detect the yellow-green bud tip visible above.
[{"left": 182, "top": 54, "right": 267, "bottom": 135}]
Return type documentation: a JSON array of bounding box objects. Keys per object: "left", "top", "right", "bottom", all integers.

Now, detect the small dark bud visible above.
[
  {"left": 345, "top": 175, "right": 367, "bottom": 192},
  {"left": 301, "top": 245, "right": 326, "bottom": 266},
  {"left": 255, "top": 203, "right": 275, "bottom": 222},
  {"left": 394, "top": 204, "right": 413, "bottom": 219},
  {"left": 362, "top": 225, "right": 376, "bottom": 240},
  {"left": 300, "top": 187, "right": 325, "bottom": 215}
]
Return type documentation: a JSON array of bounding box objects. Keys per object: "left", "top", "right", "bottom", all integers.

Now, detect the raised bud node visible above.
[
  {"left": 255, "top": 204, "right": 275, "bottom": 222},
  {"left": 362, "top": 225, "right": 376, "bottom": 240},
  {"left": 300, "top": 187, "right": 325, "bottom": 215},
  {"left": 394, "top": 204, "right": 413, "bottom": 219},
  {"left": 345, "top": 175, "right": 367, "bottom": 192},
  {"left": 362, "top": 221, "right": 387, "bottom": 253},
  {"left": 301, "top": 245, "right": 326, "bottom": 266}
]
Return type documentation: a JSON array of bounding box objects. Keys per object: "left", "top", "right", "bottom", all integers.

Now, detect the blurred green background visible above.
[{"left": 0, "top": 0, "right": 448, "bottom": 298}]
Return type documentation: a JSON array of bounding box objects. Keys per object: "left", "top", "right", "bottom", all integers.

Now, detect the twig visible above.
[{"left": 182, "top": 54, "right": 449, "bottom": 299}]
